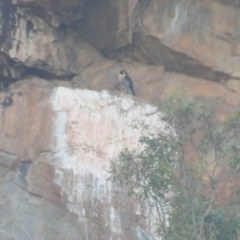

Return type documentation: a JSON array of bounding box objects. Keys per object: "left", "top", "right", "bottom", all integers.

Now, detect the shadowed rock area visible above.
[{"left": 1, "top": 0, "right": 240, "bottom": 90}]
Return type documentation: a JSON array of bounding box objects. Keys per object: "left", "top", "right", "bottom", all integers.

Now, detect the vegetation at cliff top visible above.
[{"left": 108, "top": 94, "right": 240, "bottom": 240}]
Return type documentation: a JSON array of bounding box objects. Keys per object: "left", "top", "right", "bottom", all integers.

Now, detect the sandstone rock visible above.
[
  {"left": 139, "top": 0, "right": 240, "bottom": 78},
  {"left": 3, "top": 9, "right": 101, "bottom": 76},
  {"left": 102, "top": 32, "right": 233, "bottom": 82},
  {"left": 77, "top": 0, "right": 150, "bottom": 49},
  {"left": 0, "top": 79, "right": 162, "bottom": 240},
  {"left": 0, "top": 1, "right": 101, "bottom": 82},
  {"left": 75, "top": 58, "right": 240, "bottom": 113},
  {"left": 1, "top": 0, "right": 240, "bottom": 86},
  {"left": 226, "top": 79, "right": 240, "bottom": 93},
  {"left": 27, "top": 159, "right": 62, "bottom": 204},
  {"left": 74, "top": 58, "right": 164, "bottom": 100},
  {"left": 0, "top": 72, "right": 239, "bottom": 239},
  {"left": 0, "top": 151, "right": 18, "bottom": 184},
  {"left": 0, "top": 53, "right": 26, "bottom": 83},
  {"left": 0, "top": 1, "right": 240, "bottom": 238},
  {"left": 0, "top": 151, "right": 18, "bottom": 169},
  {"left": 0, "top": 79, "right": 53, "bottom": 160},
  {"left": 16, "top": 0, "right": 88, "bottom": 25},
  {"left": 51, "top": 86, "right": 161, "bottom": 239},
  {"left": 0, "top": 79, "right": 81, "bottom": 240}
]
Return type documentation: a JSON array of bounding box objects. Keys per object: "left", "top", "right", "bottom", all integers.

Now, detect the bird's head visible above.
[{"left": 118, "top": 70, "right": 127, "bottom": 81}]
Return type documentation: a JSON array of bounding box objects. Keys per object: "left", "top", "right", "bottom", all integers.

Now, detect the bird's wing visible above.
[{"left": 125, "top": 75, "right": 135, "bottom": 95}]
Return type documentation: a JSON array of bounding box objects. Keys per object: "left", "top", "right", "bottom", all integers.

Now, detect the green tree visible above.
[{"left": 108, "top": 94, "right": 240, "bottom": 240}]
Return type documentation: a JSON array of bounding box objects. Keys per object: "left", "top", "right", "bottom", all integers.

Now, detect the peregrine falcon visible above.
[{"left": 118, "top": 70, "right": 135, "bottom": 96}]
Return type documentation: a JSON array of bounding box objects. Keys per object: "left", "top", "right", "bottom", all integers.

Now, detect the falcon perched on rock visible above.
[{"left": 118, "top": 70, "right": 135, "bottom": 96}]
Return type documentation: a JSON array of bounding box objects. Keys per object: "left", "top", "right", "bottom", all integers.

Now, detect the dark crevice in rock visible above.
[
  {"left": 1, "top": 93, "right": 14, "bottom": 108},
  {"left": 26, "top": 20, "right": 34, "bottom": 39},
  {"left": 14, "top": 181, "right": 58, "bottom": 205},
  {"left": 0, "top": 0, "right": 16, "bottom": 47},
  {"left": 28, "top": 191, "right": 45, "bottom": 199},
  {"left": 218, "top": 0, "right": 240, "bottom": 6},
  {"left": 20, "top": 159, "right": 32, "bottom": 165},
  {"left": 102, "top": 33, "right": 234, "bottom": 82},
  {"left": 25, "top": 67, "right": 76, "bottom": 80},
  {"left": 0, "top": 51, "right": 75, "bottom": 91},
  {"left": 130, "top": 0, "right": 150, "bottom": 34},
  {"left": 0, "top": 52, "right": 26, "bottom": 90},
  {"left": 0, "top": 76, "right": 19, "bottom": 91},
  {"left": 0, "top": 66, "right": 75, "bottom": 91},
  {"left": 18, "top": 161, "right": 30, "bottom": 184}
]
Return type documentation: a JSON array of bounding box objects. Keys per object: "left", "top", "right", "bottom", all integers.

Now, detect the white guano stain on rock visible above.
[{"left": 51, "top": 87, "right": 162, "bottom": 239}]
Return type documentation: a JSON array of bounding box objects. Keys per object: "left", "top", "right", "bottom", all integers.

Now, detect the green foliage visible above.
[
  {"left": 204, "top": 208, "right": 240, "bottom": 240},
  {"left": 108, "top": 93, "right": 240, "bottom": 240}
]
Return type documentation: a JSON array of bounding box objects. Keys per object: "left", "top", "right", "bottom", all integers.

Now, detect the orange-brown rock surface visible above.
[
  {"left": 0, "top": 79, "right": 162, "bottom": 239},
  {"left": 1, "top": 0, "right": 240, "bottom": 239}
]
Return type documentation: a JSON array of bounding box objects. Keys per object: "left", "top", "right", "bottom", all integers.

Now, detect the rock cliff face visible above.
[
  {"left": 0, "top": 79, "right": 160, "bottom": 239},
  {"left": 1, "top": 0, "right": 240, "bottom": 239},
  {"left": 2, "top": 0, "right": 240, "bottom": 93}
]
